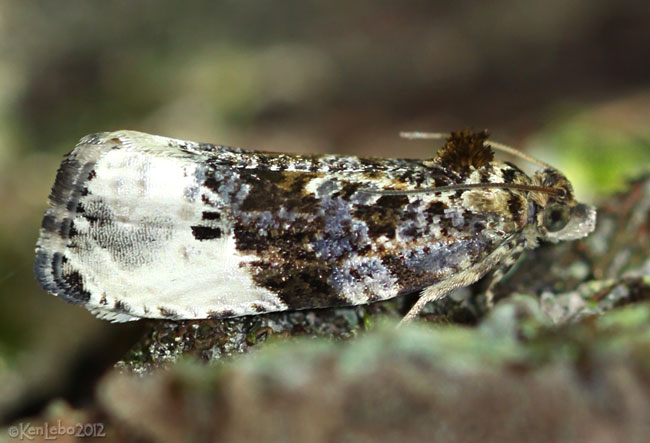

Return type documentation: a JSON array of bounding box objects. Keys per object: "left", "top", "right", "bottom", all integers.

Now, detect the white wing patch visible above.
[{"left": 36, "top": 132, "right": 287, "bottom": 321}]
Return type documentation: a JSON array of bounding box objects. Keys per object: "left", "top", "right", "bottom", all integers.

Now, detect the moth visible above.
[{"left": 35, "top": 130, "right": 596, "bottom": 322}]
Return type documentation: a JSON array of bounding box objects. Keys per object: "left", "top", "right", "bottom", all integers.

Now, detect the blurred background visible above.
[{"left": 0, "top": 0, "right": 649, "bottom": 421}]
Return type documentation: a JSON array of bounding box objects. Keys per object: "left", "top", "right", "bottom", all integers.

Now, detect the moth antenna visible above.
[
  {"left": 360, "top": 182, "right": 560, "bottom": 197},
  {"left": 400, "top": 131, "right": 553, "bottom": 170},
  {"left": 483, "top": 140, "right": 552, "bottom": 169},
  {"left": 400, "top": 131, "right": 448, "bottom": 140}
]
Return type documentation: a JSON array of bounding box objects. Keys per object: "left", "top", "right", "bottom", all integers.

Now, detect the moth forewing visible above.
[{"left": 34, "top": 130, "right": 595, "bottom": 322}]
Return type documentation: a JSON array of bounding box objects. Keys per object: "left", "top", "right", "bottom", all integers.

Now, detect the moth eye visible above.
[{"left": 544, "top": 204, "right": 570, "bottom": 232}]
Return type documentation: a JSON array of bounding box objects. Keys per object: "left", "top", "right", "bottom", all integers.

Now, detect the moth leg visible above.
[
  {"left": 400, "top": 236, "right": 520, "bottom": 325},
  {"left": 400, "top": 281, "right": 466, "bottom": 324},
  {"left": 400, "top": 267, "right": 492, "bottom": 325},
  {"left": 484, "top": 240, "right": 526, "bottom": 308}
]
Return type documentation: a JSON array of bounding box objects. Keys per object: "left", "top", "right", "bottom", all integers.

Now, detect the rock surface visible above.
[{"left": 100, "top": 304, "right": 650, "bottom": 443}]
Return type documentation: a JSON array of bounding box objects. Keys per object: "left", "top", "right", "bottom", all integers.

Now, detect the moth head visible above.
[{"left": 531, "top": 168, "right": 596, "bottom": 242}]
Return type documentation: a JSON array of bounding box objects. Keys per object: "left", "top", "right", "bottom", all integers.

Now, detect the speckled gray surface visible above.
[{"left": 99, "top": 302, "right": 650, "bottom": 443}]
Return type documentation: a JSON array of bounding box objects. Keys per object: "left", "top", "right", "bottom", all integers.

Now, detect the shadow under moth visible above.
[{"left": 35, "top": 130, "right": 596, "bottom": 322}]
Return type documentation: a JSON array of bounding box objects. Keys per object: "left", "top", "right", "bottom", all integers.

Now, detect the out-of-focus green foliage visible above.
[{"left": 548, "top": 121, "right": 650, "bottom": 198}]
